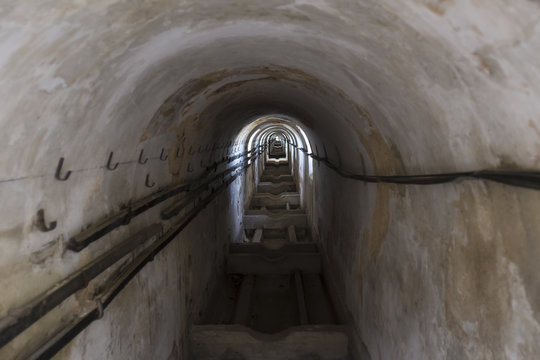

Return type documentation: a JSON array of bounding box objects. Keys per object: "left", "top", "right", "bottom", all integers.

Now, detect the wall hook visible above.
[
  {"left": 188, "top": 146, "right": 195, "bottom": 155},
  {"left": 205, "top": 144, "right": 211, "bottom": 152},
  {"left": 172, "top": 167, "right": 181, "bottom": 176},
  {"left": 198, "top": 145, "right": 203, "bottom": 154},
  {"left": 200, "top": 159, "right": 206, "bottom": 168},
  {"left": 207, "top": 161, "right": 215, "bottom": 172},
  {"left": 176, "top": 147, "right": 183, "bottom": 158},
  {"left": 187, "top": 162, "right": 194, "bottom": 172},
  {"left": 322, "top": 144, "right": 329, "bottom": 160},
  {"left": 160, "top": 148, "right": 168, "bottom": 161},
  {"left": 145, "top": 174, "right": 155, "bottom": 188},
  {"left": 95, "top": 297, "right": 104, "bottom": 319},
  {"left": 36, "top": 209, "right": 57, "bottom": 232},
  {"left": 314, "top": 145, "right": 321, "bottom": 167},
  {"left": 106, "top": 152, "right": 119, "bottom": 171},
  {"left": 212, "top": 143, "right": 217, "bottom": 151},
  {"left": 335, "top": 145, "right": 342, "bottom": 168},
  {"left": 55, "top": 157, "right": 72, "bottom": 181},
  {"left": 138, "top": 149, "right": 148, "bottom": 164}
]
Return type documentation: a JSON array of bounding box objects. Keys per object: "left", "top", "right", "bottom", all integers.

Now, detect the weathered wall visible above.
[
  {"left": 51, "top": 192, "right": 241, "bottom": 360},
  {"left": 315, "top": 164, "right": 540, "bottom": 359},
  {"left": 1, "top": 0, "right": 540, "bottom": 359}
]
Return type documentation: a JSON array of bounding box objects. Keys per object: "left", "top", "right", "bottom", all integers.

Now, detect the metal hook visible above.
[
  {"left": 314, "top": 145, "right": 321, "bottom": 167},
  {"left": 106, "top": 152, "right": 119, "bottom": 171},
  {"left": 322, "top": 144, "right": 328, "bottom": 160},
  {"left": 145, "top": 174, "right": 155, "bottom": 188},
  {"left": 208, "top": 161, "right": 217, "bottom": 173},
  {"left": 212, "top": 143, "right": 217, "bottom": 151},
  {"left": 121, "top": 204, "right": 133, "bottom": 225},
  {"left": 95, "top": 297, "right": 104, "bottom": 319},
  {"left": 176, "top": 147, "right": 183, "bottom": 159},
  {"left": 36, "top": 209, "right": 57, "bottom": 232},
  {"left": 335, "top": 145, "right": 342, "bottom": 168},
  {"left": 172, "top": 167, "right": 181, "bottom": 176},
  {"left": 55, "top": 157, "right": 72, "bottom": 181},
  {"left": 198, "top": 145, "right": 203, "bottom": 154},
  {"left": 188, "top": 146, "right": 195, "bottom": 155},
  {"left": 138, "top": 149, "right": 148, "bottom": 164},
  {"left": 205, "top": 144, "right": 211, "bottom": 152},
  {"left": 160, "top": 148, "right": 168, "bottom": 161},
  {"left": 187, "top": 162, "right": 194, "bottom": 172}
]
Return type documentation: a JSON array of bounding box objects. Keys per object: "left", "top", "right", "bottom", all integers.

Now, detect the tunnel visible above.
[{"left": 1, "top": 1, "right": 540, "bottom": 359}]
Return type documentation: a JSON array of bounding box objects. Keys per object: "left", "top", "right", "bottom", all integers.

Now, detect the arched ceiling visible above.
[{"left": 2, "top": 0, "right": 540, "bottom": 183}]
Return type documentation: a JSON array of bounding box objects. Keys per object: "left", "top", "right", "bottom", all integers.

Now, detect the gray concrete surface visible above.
[{"left": 0, "top": 1, "right": 540, "bottom": 359}]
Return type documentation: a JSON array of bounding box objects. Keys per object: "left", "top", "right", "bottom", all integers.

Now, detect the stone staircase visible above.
[{"left": 191, "top": 161, "right": 350, "bottom": 360}]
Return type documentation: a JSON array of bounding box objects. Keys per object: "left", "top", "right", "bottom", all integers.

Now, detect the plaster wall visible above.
[{"left": 1, "top": 1, "right": 540, "bottom": 359}]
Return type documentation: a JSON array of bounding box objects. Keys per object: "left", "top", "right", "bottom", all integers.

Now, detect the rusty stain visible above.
[
  {"left": 181, "top": 99, "right": 194, "bottom": 116},
  {"left": 528, "top": 119, "right": 540, "bottom": 138},
  {"left": 139, "top": 64, "right": 337, "bottom": 152},
  {"left": 426, "top": 2, "right": 446, "bottom": 16},
  {"left": 445, "top": 186, "right": 504, "bottom": 354},
  {"left": 355, "top": 105, "right": 375, "bottom": 129},
  {"left": 162, "top": 107, "right": 175, "bottom": 117},
  {"left": 0, "top": 224, "right": 24, "bottom": 240},
  {"left": 363, "top": 184, "right": 391, "bottom": 260},
  {"left": 29, "top": 240, "right": 58, "bottom": 264},
  {"left": 210, "top": 76, "right": 273, "bottom": 96}
]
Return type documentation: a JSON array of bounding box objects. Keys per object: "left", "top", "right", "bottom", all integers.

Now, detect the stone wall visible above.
[{"left": 1, "top": 1, "right": 540, "bottom": 359}]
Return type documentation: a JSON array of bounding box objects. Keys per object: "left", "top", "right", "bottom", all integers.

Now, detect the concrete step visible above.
[
  {"left": 245, "top": 208, "right": 305, "bottom": 216},
  {"left": 250, "top": 193, "right": 300, "bottom": 208},
  {"left": 243, "top": 213, "right": 307, "bottom": 230},
  {"left": 230, "top": 243, "right": 318, "bottom": 254},
  {"left": 257, "top": 181, "right": 297, "bottom": 194},
  {"left": 190, "top": 324, "right": 350, "bottom": 360},
  {"left": 226, "top": 252, "right": 321, "bottom": 275},
  {"left": 263, "top": 165, "right": 290, "bottom": 176},
  {"left": 244, "top": 227, "right": 311, "bottom": 244},
  {"left": 260, "top": 174, "right": 293, "bottom": 182},
  {"left": 249, "top": 203, "right": 301, "bottom": 211}
]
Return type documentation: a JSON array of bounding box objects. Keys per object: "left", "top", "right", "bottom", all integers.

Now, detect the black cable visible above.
[{"left": 288, "top": 141, "right": 540, "bottom": 190}]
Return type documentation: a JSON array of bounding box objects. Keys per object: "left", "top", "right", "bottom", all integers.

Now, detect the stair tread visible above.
[
  {"left": 243, "top": 213, "right": 307, "bottom": 229},
  {"left": 226, "top": 252, "right": 321, "bottom": 275},
  {"left": 192, "top": 161, "right": 347, "bottom": 359},
  {"left": 191, "top": 324, "right": 350, "bottom": 360},
  {"left": 229, "top": 243, "right": 318, "bottom": 254}
]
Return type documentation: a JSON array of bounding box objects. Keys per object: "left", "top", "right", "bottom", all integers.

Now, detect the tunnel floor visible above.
[{"left": 191, "top": 159, "right": 351, "bottom": 360}]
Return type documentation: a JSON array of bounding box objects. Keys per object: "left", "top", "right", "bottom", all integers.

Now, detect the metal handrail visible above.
[
  {"left": 0, "top": 146, "right": 264, "bottom": 356},
  {"left": 36, "top": 159, "right": 256, "bottom": 360},
  {"left": 68, "top": 146, "right": 264, "bottom": 252}
]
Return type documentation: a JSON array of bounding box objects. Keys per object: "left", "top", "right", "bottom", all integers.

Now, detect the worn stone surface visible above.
[
  {"left": 1, "top": 0, "right": 540, "bottom": 359},
  {"left": 191, "top": 324, "right": 349, "bottom": 360}
]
